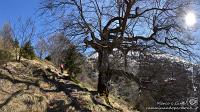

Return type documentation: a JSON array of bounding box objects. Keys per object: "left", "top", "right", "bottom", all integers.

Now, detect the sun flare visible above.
[{"left": 185, "top": 12, "right": 196, "bottom": 27}]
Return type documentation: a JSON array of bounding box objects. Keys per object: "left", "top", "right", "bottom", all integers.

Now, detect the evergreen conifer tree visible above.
[
  {"left": 21, "top": 41, "right": 35, "bottom": 59},
  {"left": 63, "top": 45, "right": 83, "bottom": 78}
]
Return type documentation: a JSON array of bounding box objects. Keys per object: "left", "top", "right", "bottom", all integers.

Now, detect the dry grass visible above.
[{"left": 0, "top": 59, "right": 139, "bottom": 112}]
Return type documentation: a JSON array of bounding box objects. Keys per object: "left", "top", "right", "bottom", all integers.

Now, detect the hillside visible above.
[
  {"left": 0, "top": 59, "right": 138, "bottom": 112},
  {"left": 0, "top": 53, "right": 199, "bottom": 112}
]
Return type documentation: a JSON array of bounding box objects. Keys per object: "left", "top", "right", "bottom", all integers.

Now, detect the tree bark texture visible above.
[{"left": 97, "top": 50, "right": 111, "bottom": 97}]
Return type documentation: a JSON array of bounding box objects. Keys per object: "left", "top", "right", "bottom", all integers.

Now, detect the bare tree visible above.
[
  {"left": 14, "top": 18, "right": 35, "bottom": 61},
  {"left": 40, "top": 0, "right": 199, "bottom": 101},
  {"left": 46, "top": 32, "right": 70, "bottom": 65},
  {"left": 35, "top": 37, "right": 48, "bottom": 59},
  {"left": 0, "top": 22, "right": 14, "bottom": 50}
]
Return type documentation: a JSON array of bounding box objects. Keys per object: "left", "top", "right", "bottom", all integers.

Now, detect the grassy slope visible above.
[{"left": 0, "top": 59, "right": 138, "bottom": 112}]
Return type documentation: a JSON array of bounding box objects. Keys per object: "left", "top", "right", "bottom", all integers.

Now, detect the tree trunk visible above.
[
  {"left": 15, "top": 47, "right": 18, "bottom": 61},
  {"left": 18, "top": 49, "right": 22, "bottom": 61},
  {"left": 97, "top": 50, "right": 110, "bottom": 97},
  {"left": 124, "top": 53, "right": 127, "bottom": 71}
]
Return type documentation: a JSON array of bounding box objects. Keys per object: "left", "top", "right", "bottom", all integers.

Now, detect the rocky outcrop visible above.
[{"left": 86, "top": 52, "right": 200, "bottom": 112}]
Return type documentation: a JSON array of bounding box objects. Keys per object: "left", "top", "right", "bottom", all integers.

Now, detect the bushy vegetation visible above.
[{"left": 0, "top": 49, "right": 12, "bottom": 65}]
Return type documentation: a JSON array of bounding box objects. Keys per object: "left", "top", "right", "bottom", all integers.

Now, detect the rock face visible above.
[
  {"left": 86, "top": 52, "right": 200, "bottom": 112},
  {"left": 136, "top": 55, "right": 199, "bottom": 112},
  {"left": 0, "top": 59, "right": 138, "bottom": 112}
]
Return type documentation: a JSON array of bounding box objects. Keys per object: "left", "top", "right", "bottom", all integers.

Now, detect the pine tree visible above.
[
  {"left": 21, "top": 41, "right": 35, "bottom": 60},
  {"left": 14, "top": 38, "right": 19, "bottom": 48},
  {"left": 63, "top": 45, "right": 83, "bottom": 78}
]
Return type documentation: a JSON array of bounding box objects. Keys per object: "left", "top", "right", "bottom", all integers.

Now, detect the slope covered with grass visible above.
[{"left": 0, "top": 59, "right": 138, "bottom": 112}]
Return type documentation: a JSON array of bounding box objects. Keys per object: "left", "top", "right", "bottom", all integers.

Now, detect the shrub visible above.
[{"left": 0, "top": 49, "right": 12, "bottom": 64}]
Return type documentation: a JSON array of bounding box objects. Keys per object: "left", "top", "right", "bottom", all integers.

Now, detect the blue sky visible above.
[
  {"left": 0, "top": 0, "right": 199, "bottom": 36},
  {"left": 0, "top": 0, "right": 200, "bottom": 59},
  {"left": 0, "top": 0, "right": 41, "bottom": 30}
]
